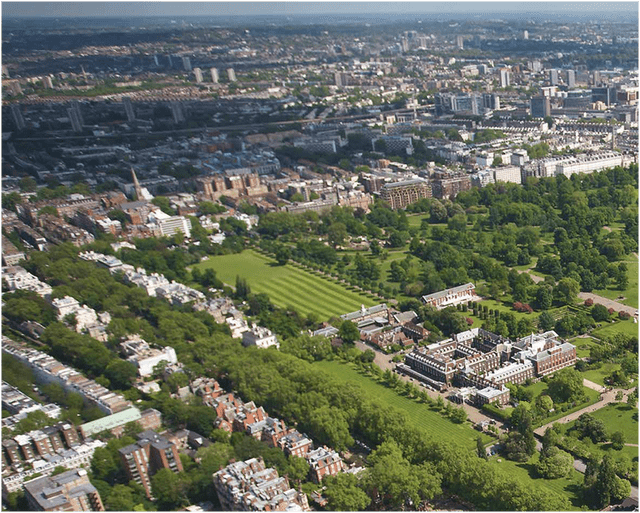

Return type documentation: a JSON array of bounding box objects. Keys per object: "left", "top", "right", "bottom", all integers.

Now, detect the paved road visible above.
[
  {"left": 577, "top": 292, "right": 638, "bottom": 317},
  {"left": 582, "top": 379, "right": 606, "bottom": 393}
]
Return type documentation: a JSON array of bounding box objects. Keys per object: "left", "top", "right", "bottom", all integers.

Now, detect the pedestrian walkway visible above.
[
  {"left": 534, "top": 387, "right": 630, "bottom": 437},
  {"left": 578, "top": 292, "right": 638, "bottom": 317}
]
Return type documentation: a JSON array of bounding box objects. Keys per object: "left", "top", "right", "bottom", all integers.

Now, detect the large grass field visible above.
[
  {"left": 313, "top": 359, "right": 490, "bottom": 450},
  {"left": 561, "top": 402, "right": 638, "bottom": 462},
  {"left": 592, "top": 319, "right": 639, "bottom": 339},
  {"left": 488, "top": 453, "right": 585, "bottom": 510},
  {"left": 195, "top": 250, "right": 377, "bottom": 320},
  {"left": 589, "top": 402, "right": 639, "bottom": 444}
]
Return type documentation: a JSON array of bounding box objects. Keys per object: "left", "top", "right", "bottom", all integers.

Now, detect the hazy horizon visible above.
[{"left": 3, "top": 1, "right": 638, "bottom": 19}]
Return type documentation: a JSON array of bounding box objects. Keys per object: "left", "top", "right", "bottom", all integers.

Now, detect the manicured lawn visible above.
[
  {"left": 475, "top": 298, "right": 539, "bottom": 322},
  {"left": 592, "top": 256, "right": 638, "bottom": 309},
  {"left": 590, "top": 402, "right": 639, "bottom": 444},
  {"left": 592, "top": 319, "right": 639, "bottom": 339},
  {"left": 407, "top": 214, "right": 429, "bottom": 227},
  {"left": 580, "top": 362, "right": 622, "bottom": 387},
  {"left": 377, "top": 250, "right": 410, "bottom": 280},
  {"left": 195, "top": 249, "right": 377, "bottom": 320},
  {"left": 568, "top": 336, "right": 598, "bottom": 359},
  {"left": 313, "top": 360, "right": 490, "bottom": 450},
  {"left": 521, "top": 380, "right": 548, "bottom": 398},
  {"left": 488, "top": 453, "right": 585, "bottom": 510}
]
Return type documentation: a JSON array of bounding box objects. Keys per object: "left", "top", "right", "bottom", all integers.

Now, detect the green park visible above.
[{"left": 194, "top": 249, "right": 377, "bottom": 319}]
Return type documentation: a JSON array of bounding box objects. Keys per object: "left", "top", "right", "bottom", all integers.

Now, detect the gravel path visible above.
[{"left": 577, "top": 292, "right": 638, "bottom": 317}]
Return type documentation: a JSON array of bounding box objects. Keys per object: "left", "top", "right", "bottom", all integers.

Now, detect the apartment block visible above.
[
  {"left": 24, "top": 469, "right": 104, "bottom": 511},
  {"left": 379, "top": 179, "right": 432, "bottom": 209},
  {"left": 119, "top": 430, "right": 183, "bottom": 499}
]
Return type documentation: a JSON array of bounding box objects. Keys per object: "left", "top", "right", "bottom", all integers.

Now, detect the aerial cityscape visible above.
[{"left": 0, "top": 2, "right": 638, "bottom": 511}]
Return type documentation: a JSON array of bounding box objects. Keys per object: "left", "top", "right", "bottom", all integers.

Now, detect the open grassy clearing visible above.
[
  {"left": 406, "top": 214, "right": 429, "bottom": 227},
  {"left": 487, "top": 453, "right": 585, "bottom": 510},
  {"left": 510, "top": 257, "right": 539, "bottom": 272},
  {"left": 592, "top": 319, "right": 639, "bottom": 339},
  {"left": 589, "top": 402, "right": 639, "bottom": 445},
  {"left": 313, "top": 359, "right": 490, "bottom": 450},
  {"left": 592, "top": 256, "right": 638, "bottom": 309},
  {"left": 196, "top": 249, "right": 377, "bottom": 320},
  {"left": 580, "top": 362, "right": 622, "bottom": 387}
]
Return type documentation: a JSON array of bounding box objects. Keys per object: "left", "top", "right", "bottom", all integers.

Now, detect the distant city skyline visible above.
[{"left": 2, "top": 1, "right": 638, "bottom": 18}]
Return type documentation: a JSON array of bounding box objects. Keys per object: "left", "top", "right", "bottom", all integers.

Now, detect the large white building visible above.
[
  {"left": 147, "top": 211, "right": 192, "bottom": 238},
  {"left": 120, "top": 338, "right": 179, "bottom": 377},
  {"left": 2, "top": 266, "right": 52, "bottom": 298},
  {"left": 421, "top": 283, "right": 478, "bottom": 310},
  {"left": 242, "top": 326, "right": 279, "bottom": 349},
  {"left": 555, "top": 151, "right": 625, "bottom": 178},
  {"left": 493, "top": 165, "right": 522, "bottom": 184}
]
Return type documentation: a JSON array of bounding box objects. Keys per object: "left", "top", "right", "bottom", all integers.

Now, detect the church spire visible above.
[{"left": 131, "top": 167, "right": 143, "bottom": 201}]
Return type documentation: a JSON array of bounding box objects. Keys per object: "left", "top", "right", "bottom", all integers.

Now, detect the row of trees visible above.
[{"left": 175, "top": 332, "right": 572, "bottom": 510}]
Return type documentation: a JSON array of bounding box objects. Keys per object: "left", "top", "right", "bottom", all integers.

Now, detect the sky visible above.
[{"left": 2, "top": 1, "right": 638, "bottom": 18}]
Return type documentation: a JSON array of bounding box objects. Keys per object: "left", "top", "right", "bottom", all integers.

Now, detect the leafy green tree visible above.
[
  {"left": 573, "top": 413, "right": 608, "bottom": 443},
  {"left": 50, "top": 466, "right": 68, "bottom": 476},
  {"left": 534, "top": 395, "right": 554, "bottom": 416},
  {"left": 19, "top": 176, "right": 38, "bottom": 192},
  {"left": 235, "top": 275, "right": 251, "bottom": 299},
  {"left": 611, "top": 431, "right": 626, "bottom": 450},
  {"left": 536, "top": 447, "right": 573, "bottom": 479},
  {"left": 105, "top": 484, "right": 136, "bottom": 511},
  {"left": 151, "top": 196, "right": 176, "bottom": 215},
  {"left": 537, "top": 311, "right": 555, "bottom": 331},
  {"left": 547, "top": 368, "right": 585, "bottom": 404},
  {"left": 151, "top": 468, "right": 184, "bottom": 509},
  {"left": 91, "top": 447, "right": 119, "bottom": 483},
  {"left": 285, "top": 455, "right": 310, "bottom": 482},
  {"left": 365, "top": 440, "right": 441, "bottom": 509},
  {"left": 556, "top": 277, "right": 580, "bottom": 305},
  {"left": 104, "top": 360, "right": 137, "bottom": 390},
  {"left": 591, "top": 303, "right": 611, "bottom": 322},
  {"left": 585, "top": 455, "right": 632, "bottom": 508},
  {"left": 338, "top": 320, "right": 360, "bottom": 344},
  {"left": 476, "top": 436, "right": 488, "bottom": 460},
  {"left": 3, "top": 192, "right": 23, "bottom": 212},
  {"left": 275, "top": 245, "right": 291, "bottom": 266},
  {"left": 323, "top": 473, "right": 370, "bottom": 511},
  {"left": 327, "top": 222, "right": 348, "bottom": 248},
  {"left": 450, "top": 406, "right": 467, "bottom": 423},
  {"left": 13, "top": 410, "right": 51, "bottom": 435}
]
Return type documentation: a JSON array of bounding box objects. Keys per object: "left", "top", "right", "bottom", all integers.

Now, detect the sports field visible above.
[
  {"left": 313, "top": 359, "right": 490, "bottom": 450},
  {"left": 195, "top": 249, "right": 377, "bottom": 319}
]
